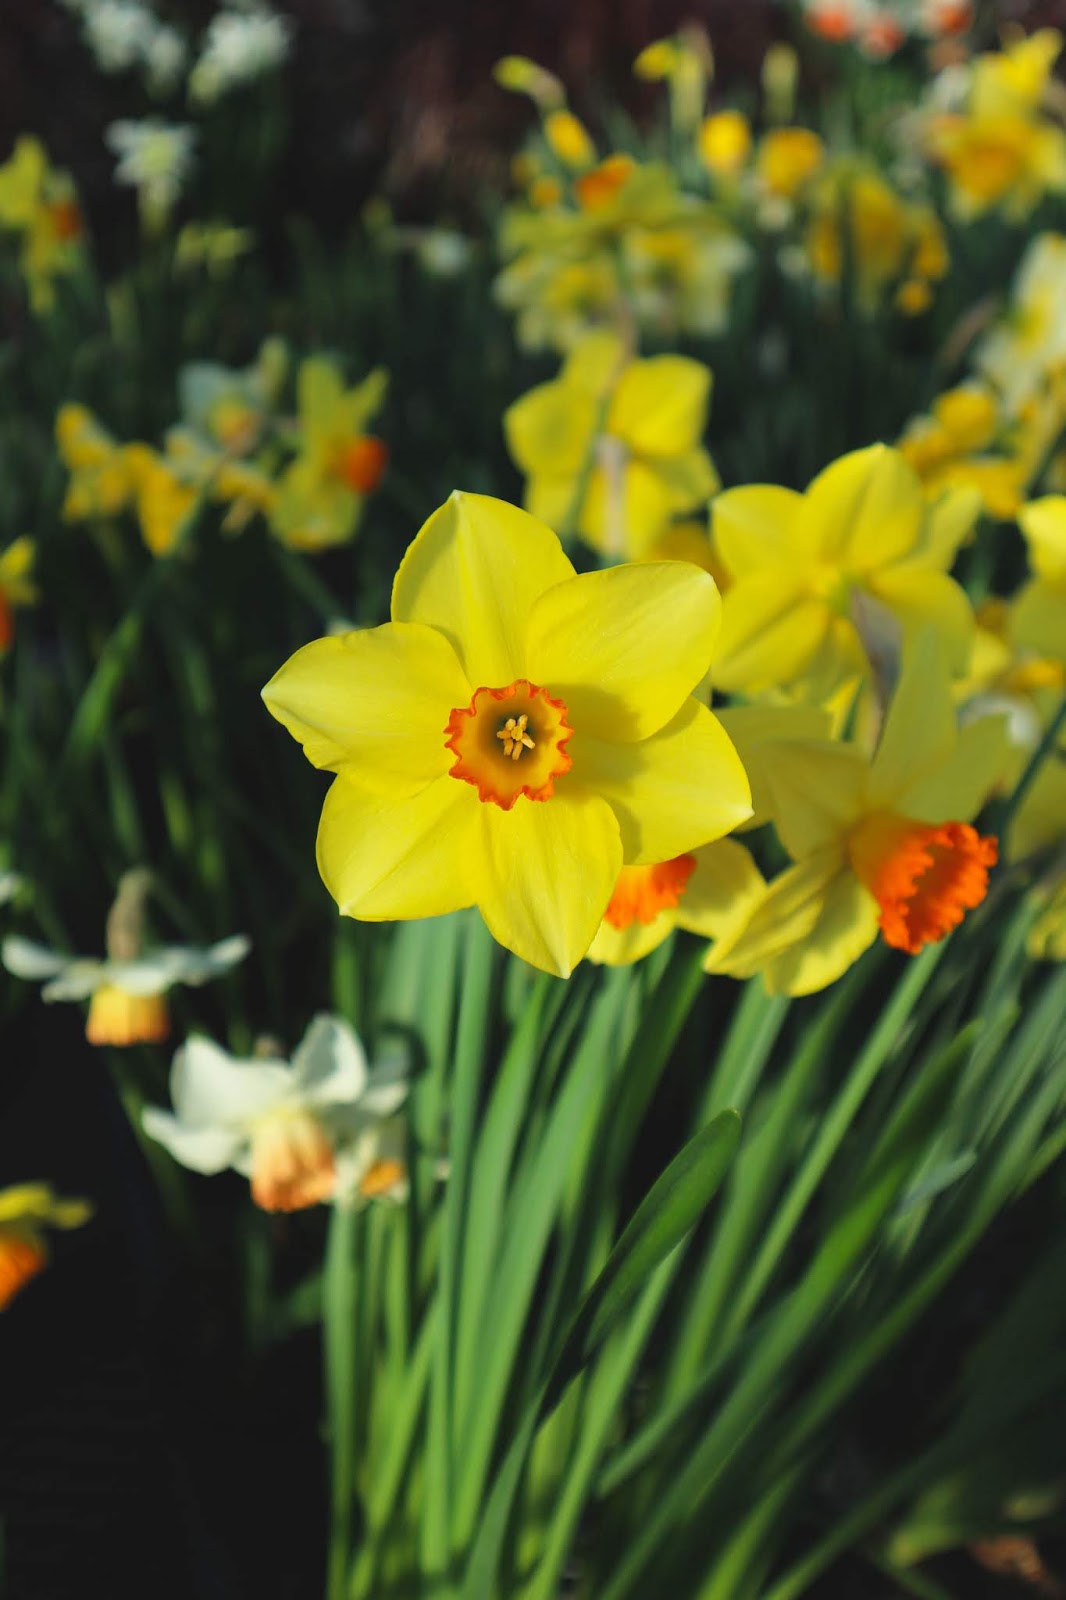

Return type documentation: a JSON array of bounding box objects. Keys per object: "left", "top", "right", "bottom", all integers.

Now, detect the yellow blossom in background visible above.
[
  {"left": 1013, "top": 498, "right": 1066, "bottom": 665},
  {"left": 544, "top": 111, "right": 595, "bottom": 170},
  {"left": 699, "top": 111, "right": 753, "bottom": 179},
  {"left": 756, "top": 127, "right": 824, "bottom": 200},
  {"left": 975, "top": 234, "right": 1066, "bottom": 419},
  {"left": 0, "top": 1184, "right": 92, "bottom": 1311},
  {"left": 493, "top": 56, "right": 565, "bottom": 109},
  {"left": 262, "top": 491, "right": 751, "bottom": 977},
  {"left": 711, "top": 443, "right": 978, "bottom": 699},
  {"left": 0, "top": 538, "right": 37, "bottom": 654},
  {"left": 123, "top": 444, "right": 199, "bottom": 557},
  {"left": 925, "top": 31, "right": 1066, "bottom": 220},
  {"left": 805, "top": 168, "right": 948, "bottom": 312},
  {"left": 0, "top": 136, "right": 84, "bottom": 311},
  {"left": 634, "top": 30, "right": 713, "bottom": 139},
  {"left": 270, "top": 358, "right": 388, "bottom": 552},
  {"left": 505, "top": 329, "right": 717, "bottom": 559},
  {"left": 706, "top": 633, "right": 1008, "bottom": 995},
  {"left": 898, "top": 383, "right": 1026, "bottom": 520},
  {"left": 56, "top": 403, "right": 136, "bottom": 521}
]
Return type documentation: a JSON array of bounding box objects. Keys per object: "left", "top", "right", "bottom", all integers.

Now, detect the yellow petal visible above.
[
  {"left": 705, "top": 847, "right": 842, "bottom": 978},
  {"left": 714, "top": 576, "right": 827, "bottom": 695},
  {"left": 577, "top": 698, "right": 752, "bottom": 864},
  {"left": 391, "top": 492, "right": 575, "bottom": 687},
  {"left": 762, "top": 870, "right": 880, "bottom": 997},
  {"left": 755, "top": 738, "right": 867, "bottom": 859},
  {"left": 262, "top": 622, "right": 470, "bottom": 792},
  {"left": 674, "top": 838, "right": 766, "bottom": 941},
  {"left": 606, "top": 356, "right": 711, "bottom": 456},
  {"left": 797, "top": 444, "right": 923, "bottom": 569},
  {"left": 578, "top": 458, "right": 676, "bottom": 557},
  {"left": 1011, "top": 580, "right": 1066, "bottom": 664},
  {"left": 716, "top": 703, "right": 833, "bottom": 829},
  {"left": 525, "top": 473, "right": 582, "bottom": 535},
  {"left": 526, "top": 561, "right": 721, "bottom": 741},
  {"left": 867, "top": 629, "right": 957, "bottom": 808},
  {"left": 867, "top": 567, "right": 974, "bottom": 671},
  {"left": 562, "top": 329, "right": 627, "bottom": 396},
  {"left": 711, "top": 484, "right": 804, "bottom": 578},
  {"left": 504, "top": 381, "right": 596, "bottom": 481},
  {"left": 1018, "top": 497, "right": 1066, "bottom": 585},
  {"left": 586, "top": 914, "right": 673, "bottom": 967},
  {"left": 898, "top": 710, "right": 1011, "bottom": 823},
  {"left": 317, "top": 772, "right": 476, "bottom": 920},
  {"left": 475, "top": 790, "right": 622, "bottom": 976},
  {"left": 917, "top": 485, "right": 982, "bottom": 570}
]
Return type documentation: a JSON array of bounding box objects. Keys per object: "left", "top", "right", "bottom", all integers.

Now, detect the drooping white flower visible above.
[
  {"left": 1, "top": 932, "right": 249, "bottom": 1046},
  {"left": 189, "top": 8, "right": 291, "bottom": 105},
  {"left": 142, "top": 1016, "right": 408, "bottom": 1212},
  {"left": 106, "top": 118, "right": 196, "bottom": 230}
]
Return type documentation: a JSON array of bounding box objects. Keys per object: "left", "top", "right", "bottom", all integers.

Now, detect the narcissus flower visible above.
[
  {"left": 143, "top": 1016, "right": 407, "bottom": 1212},
  {"left": 975, "top": 235, "right": 1066, "bottom": 420},
  {"left": 270, "top": 358, "right": 388, "bottom": 551},
  {"left": 699, "top": 112, "right": 752, "bottom": 179},
  {"left": 124, "top": 443, "right": 199, "bottom": 556},
  {"left": 587, "top": 839, "right": 763, "bottom": 966},
  {"left": 505, "top": 330, "right": 717, "bottom": 559},
  {"left": 0, "top": 1184, "right": 92, "bottom": 1310},
  {"left": 0, "top": 137, "right": 84, "bottom": 311},
  {"left": 56, "top": 404, "right": 136, "bottom": 522},
  {"left": 706, "top": 634, "right": 1008, "bottom": 995},
  {"left": 805, "top": 168, "right": 948, "bottom": 312},
  {"left": 711, "top": 443, "right": 978, "bottom": 699},
  {"left": 755, "top": 127, "right": 824, "bottom": 201},
  {"left": 0, "top": 537, "right": 37, "bottom": 654},
  {"left": 263, "top": 492, "right": 751, "bottom": 976},
  {"left": 2, "top": 912, "right": 249, "bottom": 1047}
]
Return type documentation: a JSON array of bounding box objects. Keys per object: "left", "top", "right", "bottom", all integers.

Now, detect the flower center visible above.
[
  {"left": 848, "top": 812, "right": 998, "bottom": 955},
  {"left": 575, "top": 154, "right": 636, "bottom": 211},
  {"left": 330, "top": 436, "right": 389, "bottom": 494},
  {"left": 250, "top": 1109, "right": 336, "bottom": 1213},
  {"left": 0, "top": 1228, "right": 46, "bottom": 1310},
  {"left": 47, "top": 198, "right": 82, "bottom": 242},
  {"left": 604, "top": 856, "right": 697, "bottom": 930},
  {"left": 445, "top": 679, "right": 573, "bottom": 809}
]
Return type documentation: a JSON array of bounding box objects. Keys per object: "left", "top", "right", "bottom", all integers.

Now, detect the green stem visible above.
[{"left": 324, "top": 1202, "right": 360, "bottom": 1600}]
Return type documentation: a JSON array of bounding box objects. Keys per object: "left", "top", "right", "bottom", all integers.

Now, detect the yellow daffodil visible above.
[
  {"left": 755, "top": 127, "right": 824, "bottom": 200},
  {"left": 805, "top": 169, "right": 948, "bottom": 311},
  {"left": 975, "top": 234, "right": 1066, "bottom": 419},
  {"left": 711, "top": 444, "right": 978, "bottom": 699},
  {"left": 706, "top": 633, "right": 1008, "bottom": 995},
  {"left": 0, "top": 1184, "right": 92, "bottom": 1311},
  {"left": 0, "top": 537, "right": 37, "bottom": 654},
  {"left": 56, "top": 404, "right": 135, "bottom": 522},
  {"left": 0, "top": 137, "right": 84, "bottom": 311},
  {"left": 124, "top": 443, "right": 200, "bottom": 557},
  {"left": 898, "top": 383, "right": 1025, "bottom": 520},
  {"left": 634, "top": 30, "right": 712, "bottom": 140},
  {"left": 699, "top": 111, "right": 752, "bottom": 179},
  {"left": 925, "top": 33, "right": 1066, "bottom": 220},
  {"left": 270, "top": 358, "right": 388, "bottom": 552},
  {"left": 587, "top": 839, "right": 763, "bottom": 966},
  {"left": 543, "top": 111, "right": 596, "bottom": 170},
  {"left": 505, "top": 330, "right": 717, "bottom": 559},
  {"left": 262, "top": 491, "right": 751, "bottom": 977}
]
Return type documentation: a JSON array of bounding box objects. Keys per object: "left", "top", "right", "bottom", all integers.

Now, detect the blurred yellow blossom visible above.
[
  {"left": 0, "top": 137, "right": 84, "bottom": 311},
  {"left": 699, "top": 111, "right": 752, "bottom": 179},
  {"left": 0, "top": 1185, "right": 92, "bottom": 1311},
  {"left": 270, "top": 358, "right": 388, "bottom": 552},
  {"left": 805, "top": 168, "right": 948, "bottom": 312},
  {"left": 0, "top": 538, "right": 37, "bottom": 654},
  {"left": 587, "top": 840, "right": 763, "bottom": 967},
  {"left": 756, "top": 127, "right": 824, "bottom": 200},
  {"left": 56, "top": 403, "right": 136, "bottom": 521}
]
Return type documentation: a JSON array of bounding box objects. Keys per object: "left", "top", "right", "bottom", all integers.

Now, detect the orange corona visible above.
[
  {"left": 604, "top": 856, "right": 697, "bottom": 930},
  {"left": 445, "top": 679, "right": 573, "bottom": 809},
  {"left": 250, "top": 1111, "right": 337, "bottom": 1212},
  {"left": 332, "top": 436, "right": 389, "bottom": 494},
  {"left": 575, "top": 155, "right": 636, "bottom": 211},
  {"left": 86, "top": 985, "right": 170, "bottom": 1047},
  {"left": 849, "top": 813, "right": 997, "bottom": 955},
  {"left": 0, "top": 1230, "right": 47, "bottom": 1310}
]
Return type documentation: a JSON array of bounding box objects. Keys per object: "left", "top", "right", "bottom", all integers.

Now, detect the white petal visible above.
[
  {"left": 0, "top": 873, "right": 23, "bottom": 905},
  {"left": 291, "top": 1014, "right": 368, "bottom": 1105},
  {"left": 142, "top": 1108, "right": 247, "bottom": 1174},
  {"left": 158, "top": 934, "right": 251, "bottom": 988},
  {"left": 42, "top": 960, "right": 108, "bottom": 1000},
  {"left": 2, "top": 936, "right": 68, "bottom": 982},
  {"left": 170, "top": 1035, "right": 291, "bottom": 1129}
]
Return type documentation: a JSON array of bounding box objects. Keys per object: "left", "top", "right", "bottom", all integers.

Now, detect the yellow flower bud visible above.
[
  {"left": 699, "top": 111, "right": 752, "bottom": 177},
  {"left": 543, "top": 109, "right": 595, "bottom": 170}
]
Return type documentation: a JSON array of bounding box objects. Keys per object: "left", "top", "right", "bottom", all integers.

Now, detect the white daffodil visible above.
[
  {"left": 106, "top": 118, "right": 196, "bottom": 231},
  {"left": 1, "top": 932, "right": 249, "bottom": 1047},
  {"left": 189, "top": 8, "right": 291, "bottom": 105},
  {"left": 142, "top": 1016, "right": 408, "bottom": 1213},
  {"left": 81, "top": 0, "right": 156, "bottom": 73},
  {"left": 0, "top": 872, "right": 22, "bottom": 906}
]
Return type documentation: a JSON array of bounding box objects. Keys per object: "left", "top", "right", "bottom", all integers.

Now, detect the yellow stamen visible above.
[{"left": 496, "top": 713, "right": 536, "bottom": 761}]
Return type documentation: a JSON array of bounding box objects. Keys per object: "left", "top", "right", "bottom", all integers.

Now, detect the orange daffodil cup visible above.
[{"left": 262, "top": 492, "right": 752, "bottom": 976}]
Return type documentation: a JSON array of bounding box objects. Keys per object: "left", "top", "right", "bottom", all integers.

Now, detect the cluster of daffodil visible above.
[
  {"left": 0, "top": 136, "right": 85, "bottom": 311},
  {"left": 55, "top": 343, "right": 389, "bottom": 556}
]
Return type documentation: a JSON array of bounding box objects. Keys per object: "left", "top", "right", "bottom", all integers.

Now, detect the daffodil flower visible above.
[
  {"left": 55, "top": 404, "right": 136, "bottom": 522},
  {"left": 975, "top": 236, "right": 1066, "bottom": 418},
  {"left": 0, "top": 537, "right": 37, "bottom": 654},
  {"left": 505, "top": 330, "right": 717, "bottom": 559},
  {"left": 711, "top": 443, "right": 978, "bottom": 699},
  {"left": 263, "top": 491, "right": 751, "bottom": 977},
  {"left": 142, "top": 1017, "right": 407, "bottom": 1213},
  {"left": 0, "top": 1184, "right": 92, "bottom": 1311},
  {"left": 0, "top": 137, "right": 84, "bottom": 312},
  {"left": 1, "top": 932, "right": 250, "bottom": 1046},
  {"left": 270, "top": 358, "right": 388, "bottom": 552},
  {"left": 587, "top": 839, "right": 764, "bottom": 966},
  {"left": 706, "top": 633, "right": 1009, "bottom": 995}
]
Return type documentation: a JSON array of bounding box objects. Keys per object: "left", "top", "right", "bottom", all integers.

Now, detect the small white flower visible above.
[
  {"left": 189, "top": 8, "right": 291, "bottom": 105},
  {"left": 107, "top": 118, "right": 196, "bottom": 228},
  {"left": 1, "top": 932, "right": 249, "bottom": 1046},
  {"left": 82, "top": 0, "right": 156, "bottom": 73},
  {"left": 0, "top": 873, "right": 22, "bottom": 907},
  {"left": 143, "top": 23, "right": 188, "bottom": 96},
  {"left": 142, "top": 1016, "right": 408, "bottom": 1212}
]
